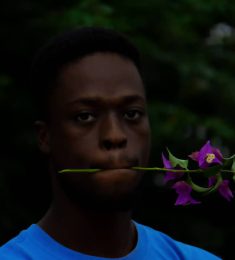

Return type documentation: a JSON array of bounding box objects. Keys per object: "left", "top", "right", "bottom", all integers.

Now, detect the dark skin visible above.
[{"left": 35, "top": 53, "right": 151, "bottom": 258}]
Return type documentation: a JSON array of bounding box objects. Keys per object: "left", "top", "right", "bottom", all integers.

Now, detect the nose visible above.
[{"left": 99, "top": 113, "right": 127, "bottom": 150}]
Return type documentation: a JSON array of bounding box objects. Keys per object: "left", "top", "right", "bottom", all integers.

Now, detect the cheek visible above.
[
  {"left": 51, "top": 123, "right": 96, "bottom": 147},
  {"left": 129, "top": 122, "right": 151, "bottom": 161},
  {"left": 49, "top": 125, "right": 99, "bottom": 167},
  {"left": 132, "top": 120, "right": 151, "bottom": 145},
  {"left": 139, "top": 136, "right": 151, "bottom": 164}
]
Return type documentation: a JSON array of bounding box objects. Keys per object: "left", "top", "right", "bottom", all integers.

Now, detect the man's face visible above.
[{"left": 38, "top": 53, "right": 151, "bottom": 211}]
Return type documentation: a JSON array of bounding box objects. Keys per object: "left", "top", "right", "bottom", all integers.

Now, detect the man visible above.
[{"left": 0, "top": 27, "right": 221, "bottom": 259}]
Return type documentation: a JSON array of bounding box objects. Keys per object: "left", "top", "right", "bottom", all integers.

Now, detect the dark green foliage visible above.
[{"left": 1, "top": 1, "right": 234, "bottom": 258}]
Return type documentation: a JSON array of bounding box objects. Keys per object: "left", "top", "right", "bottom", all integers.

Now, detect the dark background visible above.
[{"left": 1, "top": 1, "right": 235, "bottom": 259}]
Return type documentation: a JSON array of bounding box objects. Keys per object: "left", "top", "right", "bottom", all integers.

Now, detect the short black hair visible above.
[{"left": 31, "top": 27, "right": 142, "bottom": 121}]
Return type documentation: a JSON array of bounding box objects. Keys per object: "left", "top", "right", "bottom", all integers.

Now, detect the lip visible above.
[
  {"left": 93, "top": 165, "right": 137, "bottom": 172},
  {"left": 98, "top": 165, "right": 134, "bottom": 170},
  {"left": 95, "top": 168, "right": 137, "bottom": 175},
  {"left": 91, "top": 159, "right": 138, "bottom": 171}
]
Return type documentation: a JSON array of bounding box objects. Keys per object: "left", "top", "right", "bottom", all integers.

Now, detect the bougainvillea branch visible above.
[{"left": 58, "top": 140, "right": 235, "bottom": 206}]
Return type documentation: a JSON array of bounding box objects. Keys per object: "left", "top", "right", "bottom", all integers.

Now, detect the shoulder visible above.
[
  {"left": 0, "top": 224, "right": 82, "bottom": 260},
  {"left": 0, "top": 224, "right": 50, "bottom": 259},
  {"left": 0, "top": 228, "right": 29, "bottom": 259},
  {"left": 135, "top": 222, "right": 222, "bottom": 260}
]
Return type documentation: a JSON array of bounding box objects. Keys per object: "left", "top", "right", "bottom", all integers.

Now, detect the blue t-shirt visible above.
[{"left": 0, "top": 222, "right": 221, "bottom": 259}]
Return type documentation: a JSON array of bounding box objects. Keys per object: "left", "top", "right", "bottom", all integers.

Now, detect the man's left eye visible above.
[
  {"left": 75, "top": 111, "right": 96, "bottom": 123},
  {"left": 124, "top": 110, "right": 143, "bottom": 121}
]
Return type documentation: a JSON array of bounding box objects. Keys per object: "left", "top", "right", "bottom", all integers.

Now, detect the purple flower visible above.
[
  {"left": 189, "top": 140, "right": 223, "bottom": 169},
  {"left": 208, "top": 176, "right": 217, "bottom": 187},
  {"left": 162, "top": 153, "right": 183, "bottom": 183},
  {"left": 219, "top": 180, "right": 234, "bottom": 201},
  {"left": 209, "top": 176, "right": 233, "bottom": 201},
  {"left": 172, "top": 181, "right": 201, "bottom": 206}
]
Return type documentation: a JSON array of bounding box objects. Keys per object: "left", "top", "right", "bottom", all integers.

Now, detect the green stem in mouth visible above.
[
  {"left": 132, "top": 167, "right": 235, "bottom": 174},
  {"left": 131, "top": 166, "right": 203, "bottom": 173},
  {"left": 59, "top": 169, "right": 101, "bottom": 174},
  {"left": 58, "top": 167, "right": 235, "bottom": 174}
]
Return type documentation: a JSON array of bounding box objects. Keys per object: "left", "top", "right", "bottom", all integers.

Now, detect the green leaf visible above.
[
  {"left": 187, "top": 175, "right": 211, "bottom": 193},
  {"left": 167, "top": 148, "right": 188, "bottom": 169},
  {"left": 223, "top": 154, "right": 235, "bottom": 169},
  {"left": 187, "top": 173, "right": 222, "bottom": 194},
  {"left": 231, "top": 157, "right": 235, "bottom": 183},
  {"left": 204, "top": 174, "right": 223, "bottom": 195},
  {"left": 231, "top": 158, "right": 235, "bottom": 172}
]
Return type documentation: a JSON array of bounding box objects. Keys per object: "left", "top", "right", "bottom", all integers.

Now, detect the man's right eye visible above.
[{"left": 75, "top": 112, "right": 96, "bottom": 123}]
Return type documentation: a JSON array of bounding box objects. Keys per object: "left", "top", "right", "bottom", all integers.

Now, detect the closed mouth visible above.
[
  {"left": 91, "top": 160, "right": 138, "bottom": 171},
  {"left": 91, "top": 158, "right": 139, "bottom": 172},
  {"left": 95, "top": 168, "right": 137, "bottom": 175}
]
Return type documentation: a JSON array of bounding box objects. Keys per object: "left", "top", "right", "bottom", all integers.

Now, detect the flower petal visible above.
[
  {"left": 212, "top": 148, "right": 223, "bottom": 163},
  {"left": 208, "top": 176, "right": 217, "bottom": 187},
  {"left": 162, "top": 153, "right": 172, "bottom": 169},
  {"left": 195, "top": 140, "right": 224, "bottom": 168},
  {"left": 162, "top": 153, "right": 183, "bottom": 183},
  {"left": 198, "top": 141, "right": 213, "bottom": 168},
  {"left": 164, "top": 171, "right": 183, "bottom": 183},
  {"left": 218, "top": 180, "right": 233, "bottom": 201},
  {"left": 188, "top": 151, "right": 199, "bottom": 161},
  {"left": 172, "top": 181, "right": 201, "bottom": 206}
]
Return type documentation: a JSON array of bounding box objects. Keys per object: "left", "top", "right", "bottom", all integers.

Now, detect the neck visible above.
[{"left": 38, "top": 193, "right": 137, "bottom": 258}]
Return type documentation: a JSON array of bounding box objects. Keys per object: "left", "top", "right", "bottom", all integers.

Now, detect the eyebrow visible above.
[{"left": 66, "top": 95, "right": 146, "bottom": 106}]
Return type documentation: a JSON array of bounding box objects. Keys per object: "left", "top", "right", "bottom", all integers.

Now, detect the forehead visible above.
[{"left": 54, "top": 52, "right": 145, "bottom": 106}]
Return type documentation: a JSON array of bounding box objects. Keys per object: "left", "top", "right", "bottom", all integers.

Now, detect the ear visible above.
[{"left": 34, "top": 121, "right": 51, "bottom": 154}]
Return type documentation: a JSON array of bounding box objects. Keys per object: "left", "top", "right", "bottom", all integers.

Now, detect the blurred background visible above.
[{"left": 1, "top": 0, "right": 235, "bottom": 259}]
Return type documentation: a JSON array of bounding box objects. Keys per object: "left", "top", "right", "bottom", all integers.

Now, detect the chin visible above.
[
  {"left": 56, "top": 171, "right": 144, "bottom": 212},
  {"left": 72, "top": 188, "right": 142, "bottom": 212}
]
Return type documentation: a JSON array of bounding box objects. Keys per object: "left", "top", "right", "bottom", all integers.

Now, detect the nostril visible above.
[
  {"left": 118, "top": 139, "right": 127, "bottom": 148},
  {"left": 102, "top": 139, "right": 127, "bottom": 150},
  {"left": 103, "top": 140, "right": 112, "bottom": 150}
]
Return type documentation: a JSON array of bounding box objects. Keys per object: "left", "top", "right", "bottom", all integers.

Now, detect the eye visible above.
[
  {"left": 75, "top": 111, "right": 96, "bottom": 123},
  {"left": 124, "top": 109, "right": 143, "bottom": 121}
]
